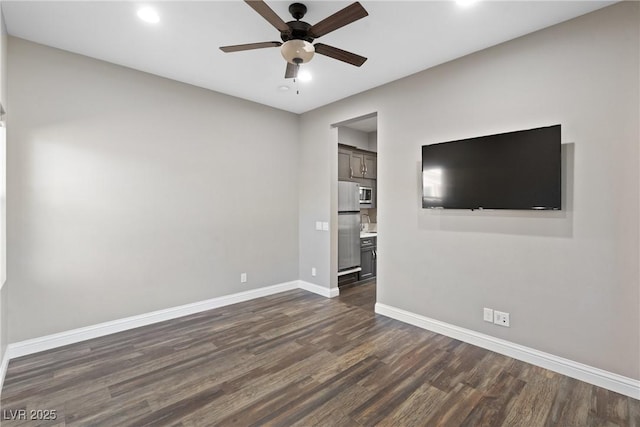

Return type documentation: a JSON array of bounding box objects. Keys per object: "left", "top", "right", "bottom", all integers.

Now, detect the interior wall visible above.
[
  {"left": 299, "top": 2, "right": 639, "bottom": 379},
  {"left": 0, "top": 8, "right": 8, "bottom": 359},
  {"left": 7, "top": 38, "right": 300, "bottom": 342},
  {"left": 298, "top": 124, "right": 334, "bottom": 287},
  {"left": 367, "top": 132, "right": 377, "bottom": 152},
  {"left": 337, "top": 127, "right": 369, "bottom": 151},
  {"left": 0, "top": 8, "right": 6, "bottom": 109}
]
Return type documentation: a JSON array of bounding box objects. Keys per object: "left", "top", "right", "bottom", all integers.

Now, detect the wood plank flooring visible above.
[{"left": 2, "top": 282, "right": 638, "bottom": 426}]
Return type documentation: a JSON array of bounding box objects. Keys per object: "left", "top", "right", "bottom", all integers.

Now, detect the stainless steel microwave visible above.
[{"left": 359, "top": 186, "right": 372, "bottom": 205}]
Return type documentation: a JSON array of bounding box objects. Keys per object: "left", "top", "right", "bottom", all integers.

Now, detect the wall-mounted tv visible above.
[{"left": 422, "top": 125, "right": 561, "bottom": 210}]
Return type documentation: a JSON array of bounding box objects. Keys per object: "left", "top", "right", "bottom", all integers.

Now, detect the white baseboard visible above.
[
  {"left": 298, "top": 280, "right": 340, "bottom": 298},
  {"left": 0, "top": 348, "right": 8, "bottom": 398},
  {"left": 375, "top": 303, "right": 640, "bottom": 400},
  {"left": 2, "top": 280, "right": 337, "bottom": 364},
  {"left": 5, "top": 280, "right": 300, "bottom": 360}
]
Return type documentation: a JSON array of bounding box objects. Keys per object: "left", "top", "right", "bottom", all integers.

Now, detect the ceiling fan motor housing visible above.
[{"left": 281, "top": 20, "right": 314, "bottom": 43}]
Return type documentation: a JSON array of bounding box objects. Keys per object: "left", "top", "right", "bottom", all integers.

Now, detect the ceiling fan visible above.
[{"left": 220, "top": 1, "right": 368, "bottom": 79}]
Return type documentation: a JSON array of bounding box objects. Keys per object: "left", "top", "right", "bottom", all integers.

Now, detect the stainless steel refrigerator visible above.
[{"left": 338, "top": 181, "right": 361, "bottom": 272}]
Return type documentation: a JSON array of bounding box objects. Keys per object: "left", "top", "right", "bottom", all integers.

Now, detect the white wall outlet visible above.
[
  {"left": 311, "top": 267, "right": 317, "bottom": 277},
  {"left": 322, "top": 222, "right": 329, "bottom": 231},
  {"left": 240, "top": 273, "right": 247, "bottom": 283},
  {"left": 315, "top": 221, "right": 322, "bottom": 230},
  {"left": 483, "top": 308, "right": 494, "bottom": 322},
  {"left": 494, "top": 310, "right": 510, "bottom": 327}
]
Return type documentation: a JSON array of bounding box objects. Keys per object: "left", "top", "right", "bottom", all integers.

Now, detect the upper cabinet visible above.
[
  {"left": 363, "top": 153, "right": 377, "bottom": 179},
  {"left": 350, "top": 151, "right": 365, "bottom": 179},
  {"left": 339, "top": 144, "right": 377, "bottom": 181},
  {"left": 338, "top": 147, "right": 353, "bottom": 180}
]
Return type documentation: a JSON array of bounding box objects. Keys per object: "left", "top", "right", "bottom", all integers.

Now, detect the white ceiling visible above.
[{"left": 2, "top": 1, "right": 615, "bottom": 114}]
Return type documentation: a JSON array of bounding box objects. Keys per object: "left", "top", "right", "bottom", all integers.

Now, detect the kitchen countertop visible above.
[{"left": 360, "top": 232, "right": 377, "bottom": 238}]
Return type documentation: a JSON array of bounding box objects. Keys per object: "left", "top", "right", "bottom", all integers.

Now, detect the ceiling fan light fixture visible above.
[{"left": 281, "top": 39, "right": 315, "bottom": 64}]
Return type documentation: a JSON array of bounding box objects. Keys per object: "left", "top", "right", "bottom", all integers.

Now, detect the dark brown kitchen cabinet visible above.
[
  {"left": 363, "top": 154, "right": 377, "bottom": 179},
  {"left": 338, "top": 144, "right": 377, "bottom": 180},
  {"left": 338, "top": 147, "right": 353, "bottom": 180},
  {"left": 350, "top": 151, "right": 365, "bottom": 178},
  {"left": 359, "top": 236, "right": 377, "bottom": 281}
]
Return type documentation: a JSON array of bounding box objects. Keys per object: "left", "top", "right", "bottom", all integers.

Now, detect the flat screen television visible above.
[{"left": 422, "top": 124, "right": 561, "bottom": 210}]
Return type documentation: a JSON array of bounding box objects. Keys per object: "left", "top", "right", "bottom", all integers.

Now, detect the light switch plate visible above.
[
  {"left": 483, "top": 308, "right": 493, "bottom": 322},
  {"left": 322, "top": 222, "right": 329, "bottom": 231},
  {"left": 315, "top": 221, "right": 322, "bottom": 230}
]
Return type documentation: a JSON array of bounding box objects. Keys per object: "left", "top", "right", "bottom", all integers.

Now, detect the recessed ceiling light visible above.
[
  {"left": 278, "top": 85, "right": 290, "bottom": 91},
  {"left": 137, "top": 7, "right": 160, "bottom": 24},
  {"left": 456, "top": 0, "right": 478, "bottom": 6},
  {"left": 298, "top": 70, "right": 312, "bottom": 82}
]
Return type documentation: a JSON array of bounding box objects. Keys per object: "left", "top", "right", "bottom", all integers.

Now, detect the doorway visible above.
[{"left": 333, "top": 113, "right": 378, "bottom": 293}]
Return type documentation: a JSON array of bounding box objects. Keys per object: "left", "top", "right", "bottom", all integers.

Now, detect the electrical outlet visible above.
[
  {"left": 311, "top": 267, "right": 317, "bottom": 276},
  {"left": 483, "top": 308, "right": 494, "bottom": 322},
  {"left": 494, "top": 310, "right": 510, "bottom": 327},
  {"left": 240, "top": 273, "right": 247, "bottom": 283}
]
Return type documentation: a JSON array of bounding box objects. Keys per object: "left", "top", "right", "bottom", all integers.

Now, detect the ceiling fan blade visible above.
[
  {"left": 314, "top": 43, "right": 367, "bottom": 67},
  {"left": 220, "top": 41, "right": 282, "bottom": 53},
  {"left": 285, "top": 62, "right": 299, "bottom": 79},
  {"left": 309, "top": 2, "right": 368, "bottom": 38},
  {"left": 244, "top": 0, "right": 290, "bottom": 33}
]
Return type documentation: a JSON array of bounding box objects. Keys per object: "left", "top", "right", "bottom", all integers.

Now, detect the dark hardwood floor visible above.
[{"left": 2, "top": 282, "right": 638, "bottom": 426}]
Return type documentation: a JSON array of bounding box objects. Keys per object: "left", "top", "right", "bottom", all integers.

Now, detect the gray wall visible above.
[
  {"left": 299, "top": 2, "right": 639, "bottom": 379},
  {"left": 337, "top": 127, "right": 369, "bottom": 151},
  {"left": 367, "top": 132, "right": 377, "bottom": 152},
  {"left": 336, "top": 127, "right": 377, "bottom": 152},
  {"left": 0, "top": 8, "right": 7, "bottom": 360},
  {"left": 7, "top": 38, "right": 300, "bottom": 342}
]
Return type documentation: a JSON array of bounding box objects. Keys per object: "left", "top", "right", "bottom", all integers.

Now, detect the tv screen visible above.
[{"left": 422, "top": 125, "right": 561, "bottom": 210}]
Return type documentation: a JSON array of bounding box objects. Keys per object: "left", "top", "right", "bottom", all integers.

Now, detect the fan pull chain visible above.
[{"left": 294, "top": 78, "right": 300, "bottom": 95}]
